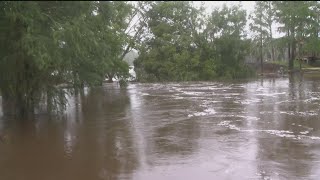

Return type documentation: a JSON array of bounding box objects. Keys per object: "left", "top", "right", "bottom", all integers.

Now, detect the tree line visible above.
[{"left": 1, "top": 1, "right": 320, "bottom": 117}]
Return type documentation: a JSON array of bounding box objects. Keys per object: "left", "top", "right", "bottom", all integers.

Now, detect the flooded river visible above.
[{"left": 0, "top": 76, "right": 320, "bottom": 180}]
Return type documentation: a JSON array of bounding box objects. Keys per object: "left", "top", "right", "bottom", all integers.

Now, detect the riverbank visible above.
[{"left": 247, "top": 60, "right": 320, "bottom": 77}]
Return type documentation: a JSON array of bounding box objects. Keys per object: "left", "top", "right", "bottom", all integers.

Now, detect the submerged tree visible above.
[{"left": 0, "top": 1, "right": 133, "bottom": 117}]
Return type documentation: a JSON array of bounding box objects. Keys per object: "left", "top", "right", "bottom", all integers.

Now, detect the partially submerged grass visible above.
[{"left": 269, "top": 60, "right": 312, "bottom": 70}]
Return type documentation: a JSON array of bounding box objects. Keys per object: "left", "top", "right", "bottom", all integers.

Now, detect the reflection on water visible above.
[{"left": 0, "top": 75, "right": 320, "bottom": 180}]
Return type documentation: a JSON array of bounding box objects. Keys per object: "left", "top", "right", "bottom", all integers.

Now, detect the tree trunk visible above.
[
  {"left": 289, "top": 27, "right": 295, "bottom": 72},
  {"left": 271, "top": 46, "right": 275, "bottom": 62},
  {"left": 46, "top": 88, "right": 52, "bottom": 114},
  {"left": 107, "top": 73, "right": 114, "bottom": 83},
  {"left": 1, "top": 92, "right": 16, "bottom": 116},
  {"left": 287, "top": 29, "right": 292, "bottom": 72},
  {"left": 269, "top": 27, "right": 275, "bottom": 62},
  {"left": 268, "top": 2, "right": 275, "bottom": 62},
  {"left": 260, "top": 26, "right": 263, "bottom": 75},
  {"left": 16, "top": 91, "right": 34, "bottom": 119}
]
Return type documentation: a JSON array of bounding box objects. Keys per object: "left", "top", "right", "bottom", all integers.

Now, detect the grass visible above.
[{"left": 269, "top": 60, "right": 312, "bottom": 70}]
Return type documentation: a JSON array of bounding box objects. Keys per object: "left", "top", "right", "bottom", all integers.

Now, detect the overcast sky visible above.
[{"left": 193, "top": 1, "right": 255, "bottom": 14}]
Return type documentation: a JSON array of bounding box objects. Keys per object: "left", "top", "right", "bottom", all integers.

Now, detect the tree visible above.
[
  {"left": 206, "top": 4, "right": 251, "bottom": 79},
  {"left": 273, "top": 1, "right": 312, "bottom": 71},
  {"left": 134, "top": 1, "right": 203, "bottom": 81},
  {"left": 134, "top": 2, "right": 253, "bottom": 81},
  {"left": 105, "top": 1, "right": 151, "bottom": 83},
  {"left": 301, "top": 1, "right": 320, "bottom": 59},
  {"left": 249, "top": 1, "right": 275, "bottom": 74},
  {"left": 0, "top": 1, "right": 133, "bottom": 117}
]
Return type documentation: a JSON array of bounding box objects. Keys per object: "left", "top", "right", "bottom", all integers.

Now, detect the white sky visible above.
[{"left": 193, "top": 1, "right": 255, "bottom": 13}]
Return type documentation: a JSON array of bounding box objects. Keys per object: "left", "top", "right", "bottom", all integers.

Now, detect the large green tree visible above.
[
  {"left": 134, "top": 1, "right": 203, "bottom": 81},
  {"left": 273, "top": 1, "right": 313, "bottom": 71},
  {"left": 206, "top": 4, "right": 251, "bottom": 79},
  {"left": 300, "top": 1, "right": 320, "bottom": 59},
  {"left": 0, "top": 1, "right": 133, "bottom": 117}
]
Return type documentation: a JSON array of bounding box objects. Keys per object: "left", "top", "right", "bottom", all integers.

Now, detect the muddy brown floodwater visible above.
[{"left": 0, "top": 75, "right": 320, "bottom": 180}]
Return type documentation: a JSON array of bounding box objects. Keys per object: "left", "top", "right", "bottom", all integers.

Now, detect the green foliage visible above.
[
  {"left": 273, "top": 1, "right": 320, "bottom": 70},
  {"left": 0, "top": 1, "right": 133, "bottom": 116},
  {"left": 134, "top": 1, "right": 203, "bottom": 82},
  {"left": 134, "top": 2, "right": 253, "bottom": 82},
  {"left": 249, "top": 1, "right": 275, "bottom": 63}
]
